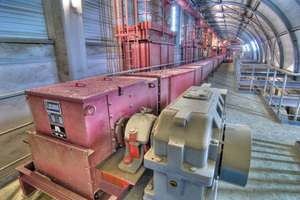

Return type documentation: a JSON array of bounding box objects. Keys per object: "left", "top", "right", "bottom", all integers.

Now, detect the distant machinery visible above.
[{"left": 182, "top": 24, "right": 203, "bottom": 62}]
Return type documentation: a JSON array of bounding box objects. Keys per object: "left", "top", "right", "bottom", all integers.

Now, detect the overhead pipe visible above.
[
  {"left": 169, "top": 0, "right": 201, "bottom": 22},
  {"left": 177, "top": 0, "right": 201, "bottom": 21},
  {"left": 169, "top": 0, "right": 219, "bottom": 40}
]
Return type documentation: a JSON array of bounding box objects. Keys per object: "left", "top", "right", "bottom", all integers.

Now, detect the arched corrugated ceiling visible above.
[{"left": 191, "top": 0, "right": 300, "bottom": 73}]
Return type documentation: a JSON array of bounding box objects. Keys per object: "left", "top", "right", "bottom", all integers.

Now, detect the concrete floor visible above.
[{"left": 1, "top": 63, "right": 299, "bottom": 199}]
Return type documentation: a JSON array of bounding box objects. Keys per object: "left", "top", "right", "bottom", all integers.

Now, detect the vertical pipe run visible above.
[
  {"left": 162, "top": 1, "right": 164, "bottom": 36},
  {"left": 115, "top": 0, "right": 123, "bottom": 71},
  {"left": 277, "top": 74, "right": 287, "bottom": 115},
  {"left": 121, "top": 0, "right": 126, "bottom": 71},
  {"left": 145, "top": 0, "right": 148, "bottom": 37},
  {"left": 125, "top": 0, "right": 130, "bottom": 70},
  {"left": 121, "top": 0, "right": 125, "bottom": 33},
  {"left": 135, "top": 0, "right": 139, "bottom": 69},
  {"left": 269, "top": 69, "right": 277, "bottom": 105}
]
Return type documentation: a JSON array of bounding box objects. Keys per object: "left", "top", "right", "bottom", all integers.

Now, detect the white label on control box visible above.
[{"left": 44, "top": 100, "right": 67, "bottom": 139}]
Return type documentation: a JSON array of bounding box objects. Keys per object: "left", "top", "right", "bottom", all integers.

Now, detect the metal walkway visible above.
[{"left": 234, "top": 58, "right": 300, "bottom": 125}]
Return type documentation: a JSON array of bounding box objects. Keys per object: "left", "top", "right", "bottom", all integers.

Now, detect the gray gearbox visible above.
[{"left": 143, "top": 84, "right": 252, "bottom": 200}]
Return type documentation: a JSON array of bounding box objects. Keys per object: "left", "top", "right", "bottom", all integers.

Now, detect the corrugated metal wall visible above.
[
  {"left": 0, "top": 0, "right": 48, "bottom": 39},
  {"left": 270, "top": 0, "right": 300, "bottom": 73},
  {"left": 82, "top": 0, "right": 120, "bottom": 74},
  {"left": 274, "top": 0, "right": 300, "bottom": 28},
  {"left": 82, "top": 0, "right": 116, "bottom": 44}
]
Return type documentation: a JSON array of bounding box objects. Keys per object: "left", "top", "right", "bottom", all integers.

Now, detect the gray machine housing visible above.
[{"left": 143, "top": 84, "right": 251, "bottom": 200}]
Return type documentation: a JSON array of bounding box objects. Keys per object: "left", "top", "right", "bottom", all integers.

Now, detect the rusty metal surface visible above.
[{"left": 27, "top": 132, "right": 94, "bottom": 199}]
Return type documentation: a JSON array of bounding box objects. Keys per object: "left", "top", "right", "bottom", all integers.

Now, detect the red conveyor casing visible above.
[
  {"left": 177, "top": 64, "right": 204, "bottom": 86},
  {"left": 205, "top": 58, "right": 219, "bottom": 70},
  {"left": 24, "top": 76, "right": 158, "bottom": 199},
  {"left": 194, "top": 60, "right": 214, "bottom": 80},
  {"left": 121, "top": 68, "right": 195, "bottom": 112}
]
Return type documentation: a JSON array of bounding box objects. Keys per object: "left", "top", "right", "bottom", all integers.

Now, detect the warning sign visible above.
[{"left": 50, "top": 124, "right": 67, "bottom": 139}]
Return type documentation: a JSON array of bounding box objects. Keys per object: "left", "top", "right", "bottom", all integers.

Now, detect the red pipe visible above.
[
  {"left": 170, "top": 0, "right": 201, "bottom": 20},
  {"left": 178, "top": 0, "right": 201, "bottom": 20}
]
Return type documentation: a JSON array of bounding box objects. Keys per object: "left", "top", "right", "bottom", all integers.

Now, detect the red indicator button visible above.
[{"left": 124, "top": 157, "right": 132, "bottom": 164}]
